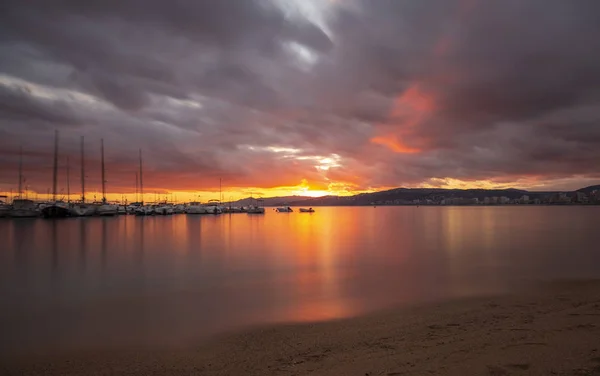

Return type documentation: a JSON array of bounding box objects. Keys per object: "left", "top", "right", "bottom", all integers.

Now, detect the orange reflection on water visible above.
[{"left": 3, "top": 206, "right": 598, "bottom": 357}]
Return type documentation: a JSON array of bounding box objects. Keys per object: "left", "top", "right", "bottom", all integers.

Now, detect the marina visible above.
[{"left": 1, "top": 134, "right": 269, "bottom": 219}]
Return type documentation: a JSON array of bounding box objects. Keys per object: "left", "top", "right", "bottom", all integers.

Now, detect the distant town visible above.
[
  {"left": 276, "top": 185, "right": 600, "bottom": 207},
  {"left": 366, "top": 190, "right": 600, "bottom": 206}
]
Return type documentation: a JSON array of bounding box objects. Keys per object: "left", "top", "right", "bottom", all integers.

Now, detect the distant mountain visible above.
[
  {"left": 576, "top": 185, "right": 600, "bottom": 193},
  {"left": 229, "top": 184, "right": 599, "bottom": 207},
  {"left": 284, "top": 186, "right": 580, "bottom": 206}
]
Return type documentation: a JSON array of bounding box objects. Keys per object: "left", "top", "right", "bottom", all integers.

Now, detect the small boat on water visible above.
[
  {"left": 276, "top": 206, "right": 293, "bottom": 212},
  {"left": 247, "top": 206, "right": 265, "bottom": 214},
  {"left": 299, "top": 208, "right": 315, "bottom": 213},
  {"left": 245, "top": 197, "right": 264, "bottom": 214}
]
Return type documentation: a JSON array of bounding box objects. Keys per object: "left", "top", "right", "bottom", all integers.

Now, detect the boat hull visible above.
[
  {"left": 42, "top": 205, "right": 71, "bottom": 218},
  {"left": 96, "top": 204, "right": 118, "bottom": 216},
  {"left": 69, "top": 205, "right": 97, "bottom": 217},
  {"left": 247, "top": 207, "right": 265, "bottom": 214},
  {"left": 10, "top": 209, "right": 39, "bottom": 218}
]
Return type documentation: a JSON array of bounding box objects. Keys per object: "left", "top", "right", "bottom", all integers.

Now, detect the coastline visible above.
[{"left": 4, "top": 280, "right": 600, "bottom": 376}]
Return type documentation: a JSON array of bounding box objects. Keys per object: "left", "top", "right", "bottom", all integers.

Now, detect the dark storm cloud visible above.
[
  {"left": 0, "top": 83, "right": 81, "bottom": 127},
  {"left": 0, "top": 0, "right": 599, "bottom": 193}
]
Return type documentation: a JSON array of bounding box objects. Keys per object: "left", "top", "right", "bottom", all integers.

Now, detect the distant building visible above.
[
  {"left": 519, "top": 195, "right": 530, "bottom": 204},
  {"left": 574, "top": 192, "right": 587, "bottom": 203},
  {"left": 499, "top": 196, "right": 510, "bottom": 204}
]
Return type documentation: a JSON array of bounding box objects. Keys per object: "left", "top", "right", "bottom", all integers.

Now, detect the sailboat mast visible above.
[
  {"left": 135, "top": 172, "right": 139, "bottom": 203},
  {"left": 67, "top": 156, "right": 70, "bottom": 204},
  {"left": 219, "top": 177, "right": 222, "bottom": 204},
  {"left": 18, "top": 145, "right": 23, "bottom": 199},
  {"left": 101, "top": 138, "right": 106, "bottom": 203},
  {"left": 80, "top": 136, "right": 85, "bottom": 203},
  {"left": 139, "top": 149, "right": 143, "bottom": 205},
  {"left": 52, "top": 130, "right": 58, "bottom": 202}
]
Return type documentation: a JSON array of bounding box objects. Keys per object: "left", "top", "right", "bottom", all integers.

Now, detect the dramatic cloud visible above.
[{"left": 1, "top": 0, "right": 599, "bottom": 199}]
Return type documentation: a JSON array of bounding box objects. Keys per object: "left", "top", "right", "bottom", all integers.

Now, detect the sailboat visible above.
[
  {"left": 70, "top": 136, "right": 96, "bottom": 216},
  {"left": 246, "top": 196, "right": 265, "bottom": 214},
  {"left": 10, "top": 146, "right": 39, "bottom": 218},
  {"left": 134, "top": 149, "right": 154, "bottom": 216},
  {"left": 41, "top": 131, "right": 71, "bottom": 218},
  {"left": 0, "top": 195, "right": 10, "bottom": 218},
  {"left": 96, "top": 138, "right": 118, "bottom": 216}
]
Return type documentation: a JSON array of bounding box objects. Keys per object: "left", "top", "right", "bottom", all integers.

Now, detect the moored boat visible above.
[
  {"left": 276, "top": 206, "right": 293, "bottom": 212},
  {"left": 299, "top": 207, "right": 315, "bottom": 213},
  {"left": 134, "top": 205, "right": 154, "bottom": 216},
  {"left": 41, "top": 201, "right": 71, "bottom": 218},
  {"left": 186, "top": 202, "right": 207, "bottom": 214},
  {"left": 10, "top": 199, "right": 39, "bottom": 218},
  {"left": 69, "top": 203, "right": 96, "bottom": 216},
  {"left": 96, "top": 203, "right": 118, "bottom": 216},
  {"left": 204, "top": 199, "right": 223, "bottom": 214},
  {"left": 247, "top": 206, "right": 265, "bottom": 214},
  {"left": 154, "top": 204, "right": 174, "bottom": 215},
  {"left": 0, "top": 196, "right": 10, "bottom": 218}
]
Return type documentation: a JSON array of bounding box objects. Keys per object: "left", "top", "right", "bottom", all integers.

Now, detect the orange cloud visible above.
[
  {"left": 370, "top": 135, "right": 420, "bottom": 154},
  {"left": 370, "top": 83, "right": 435, "bottom": 153}
]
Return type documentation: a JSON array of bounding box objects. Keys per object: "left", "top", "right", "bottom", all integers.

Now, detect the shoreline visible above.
[{"left": 4, "top": 280, "right": 600, "bottom": 375}]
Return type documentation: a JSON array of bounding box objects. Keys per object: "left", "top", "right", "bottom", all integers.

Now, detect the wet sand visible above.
[{"left": 3, "top": 280, "right": 600, "bottom": 376}]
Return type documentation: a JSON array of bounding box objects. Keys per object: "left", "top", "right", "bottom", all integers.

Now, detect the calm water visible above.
[{"left": 1, "top": 206, "right": 599, "bottom": 356}]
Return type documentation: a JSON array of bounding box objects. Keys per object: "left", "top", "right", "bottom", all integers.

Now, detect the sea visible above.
[{"left": 1, "top": 206, "right": 599, "bottom": 356}]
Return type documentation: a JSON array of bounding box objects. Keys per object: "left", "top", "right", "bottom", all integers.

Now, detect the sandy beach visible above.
[{"left": 3, "top": 280, "right": 600, "bottom": 376}]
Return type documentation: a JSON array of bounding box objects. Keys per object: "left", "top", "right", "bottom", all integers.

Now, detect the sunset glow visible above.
[{"left": 0, "top": 0, "right": 599, "bottom": 200}]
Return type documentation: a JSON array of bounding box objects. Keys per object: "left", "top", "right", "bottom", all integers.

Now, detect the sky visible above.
[{"left": 1, "top": 0, "right": 600, "bottom": 202}]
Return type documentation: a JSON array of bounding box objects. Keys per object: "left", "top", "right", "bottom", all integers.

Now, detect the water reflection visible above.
[
  {"left": 79, "top": 219, "right": 87, "bottom": 271},
  {"left": 1, "top": 207, "right": 600, "bottom": 356}
]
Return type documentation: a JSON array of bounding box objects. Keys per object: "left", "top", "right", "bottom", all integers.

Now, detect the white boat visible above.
[
  {"left": 96, "top": 203, "right": 118, "bottom": 216},
  {"left": 69, "top": 203, "right": 96, "bottom": 216},
  {"left": 10, "top": 199, "right": 39, "bottom": 218},
  {"left": 204, "top": 199, "right": 223, "bottom": 214},
  {"left": 154, "top": 205, "right": 174, "bottom": 215},
  {"left": 186, "top": 202, "right": 208, "bottom": 214},
  {"left": 276, "top": 206, "right": 293, "bottom": 212},
  {"left": 134, "top": 205, "right": 154, "bottom": 216},
  {"left": 173, "top": 204, "right": 186, "bottom": 214},
  {"left": 247, "top": 206, "right": 265, "bottom": 214},
  {"left": 204, "top": 205, "right": 222, "bottom": 215},
  {"left": 117, "top": 205, "right": 127, "bottom": 215},
  {"left": 299, "top": 208, "right": 315, "bottom": 213}
]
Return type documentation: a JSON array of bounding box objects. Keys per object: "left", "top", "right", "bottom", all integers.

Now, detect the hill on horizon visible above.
[{"left": 228, "top": 184, "right": 599, "bottom": 207}]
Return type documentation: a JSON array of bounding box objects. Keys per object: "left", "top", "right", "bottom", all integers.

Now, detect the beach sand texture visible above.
[{"left": 3, "top": 280, "right": 600, "bottom": 376}]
